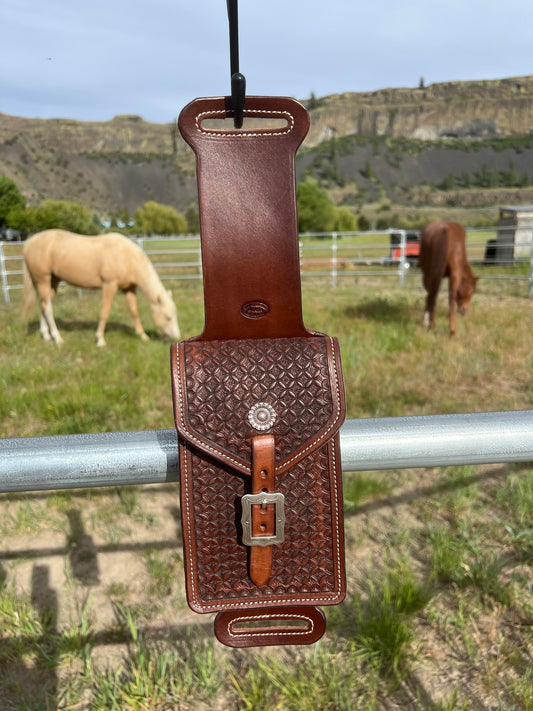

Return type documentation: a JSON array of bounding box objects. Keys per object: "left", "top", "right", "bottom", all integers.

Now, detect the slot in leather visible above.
[{"left": 214, "top": 606, "right": 326, "bottom": 648}]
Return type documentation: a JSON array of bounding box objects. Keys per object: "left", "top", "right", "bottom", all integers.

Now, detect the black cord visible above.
[{"left": 226, "top": 0, "right": 246, "bottom": 128}]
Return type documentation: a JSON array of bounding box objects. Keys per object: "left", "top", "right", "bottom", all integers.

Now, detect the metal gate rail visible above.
[{"left": 1, "top": 410, "right": 531, "bottom": 494}]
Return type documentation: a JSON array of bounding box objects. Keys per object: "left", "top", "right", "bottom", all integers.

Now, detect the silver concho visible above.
[{"left": 248, "top": 402, "right": 277, "bottom": 431}]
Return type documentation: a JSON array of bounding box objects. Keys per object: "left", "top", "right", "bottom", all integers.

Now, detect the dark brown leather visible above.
[
  {"left": 178, "top": 96, "right": 311, "bottom": 340},
  {"left": 171, "top": 95, "right": 346, "bottom": 648},
  {"left": 214, "top": 605, "right": 326, "bottom": 648}
]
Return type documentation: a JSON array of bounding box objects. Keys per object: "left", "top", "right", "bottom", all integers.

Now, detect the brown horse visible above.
[
  {"left": 419, "top": 221, "right": 478, "bottom": 335},
  {"left": 23, "top": 229, "right": 180, "bottom": 346}
]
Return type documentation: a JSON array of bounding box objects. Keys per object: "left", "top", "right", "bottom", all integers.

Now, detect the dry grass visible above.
[{"left": 0, "top": 273, "right": 531, "bottom": 709}]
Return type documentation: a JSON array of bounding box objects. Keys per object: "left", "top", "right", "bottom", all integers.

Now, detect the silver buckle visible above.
[{"left": 241, "top": 492, "right": 285, "bottom": 547}]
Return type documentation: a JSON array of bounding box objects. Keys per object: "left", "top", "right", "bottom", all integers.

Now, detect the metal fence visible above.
[
  {"left": 2, "top": 228, "right": 533, "bottom": 303},
  {"left": 1, "top": 230, "right": 532, "bottom": 493},
  {"left": 1, "top": 410, "right": 532, "bottom": 494}
]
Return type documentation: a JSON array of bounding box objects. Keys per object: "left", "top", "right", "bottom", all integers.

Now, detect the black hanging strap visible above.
[{"left": 226, "top": 0, "right": 246, "bottom": 128}]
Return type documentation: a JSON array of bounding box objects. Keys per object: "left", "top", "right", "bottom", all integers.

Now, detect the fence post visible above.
[
  {"left": 331, "top": 232, "right": 338, "bottom": 289},
  {"left": 529, "top": 239, "right": 533, "bottom": 297},
  {"left": 197, "top": 237, "right": 202, "bottom": 278},
  {"left": 0, "top": 243, "right": 10, "bottom": 304},
  {"left": 398, "top": 229, "right": 406, "bottom": 286}
]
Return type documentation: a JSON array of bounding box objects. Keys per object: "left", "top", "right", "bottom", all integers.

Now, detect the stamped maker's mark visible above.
[{"left": 241, "top": 301, "right": 271, "bottom": 319}]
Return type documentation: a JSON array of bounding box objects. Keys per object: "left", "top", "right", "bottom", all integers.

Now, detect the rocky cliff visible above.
[
  {"left": 1, "top": 75, "right": 532, "bottom": 215},
  {"left": 304, "top": 75, "right": 533, "bottom": 145}
]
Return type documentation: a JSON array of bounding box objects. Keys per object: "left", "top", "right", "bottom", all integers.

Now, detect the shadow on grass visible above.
[
  {"left": 343, "top": 461, "right": 528, "bottom": 519},
  {"left": 328, "top": 556, "right": 434, "bottom": 681},
  {"left": 26, "top": 318, "right": 167, "bottom": 342},
  {"left": 344, "top": 297, "right": 415, "bottom": 324}
]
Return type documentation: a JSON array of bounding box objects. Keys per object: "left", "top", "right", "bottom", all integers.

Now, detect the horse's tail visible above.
[{"left": 22, "top": 263, "right": 37, "bottom": 320}]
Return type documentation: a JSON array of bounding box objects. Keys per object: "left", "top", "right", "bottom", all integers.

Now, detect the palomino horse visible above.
[
  {"left": 23, "top": 230, "right": 180, "bottom": 346},
  {"left": 419, "top": 220, "right": 478, "bottom": 335}
]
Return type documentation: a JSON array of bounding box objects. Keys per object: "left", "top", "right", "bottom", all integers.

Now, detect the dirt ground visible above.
[{"left": 1, "top": 457, "right": 531, "bottom": 709}]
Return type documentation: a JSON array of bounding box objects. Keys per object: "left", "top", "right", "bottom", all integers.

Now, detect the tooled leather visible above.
[
  {"left": 174, "top": 336, "right": 344, "bottom": 475},
  {"left": 173, "top": 96, "right": 347, "bottom": 633},
  {"left": 180, "top": 436, "right": 344, "bottom": 611}
]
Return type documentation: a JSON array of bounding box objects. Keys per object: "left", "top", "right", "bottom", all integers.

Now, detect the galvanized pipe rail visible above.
[{"left": 1, "top": 410, "right": 532, "bottom": 494}]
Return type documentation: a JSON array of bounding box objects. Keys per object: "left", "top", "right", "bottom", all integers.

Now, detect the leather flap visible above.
[{"left": 171, "top": 335, "right": 345, "bottom": 477}]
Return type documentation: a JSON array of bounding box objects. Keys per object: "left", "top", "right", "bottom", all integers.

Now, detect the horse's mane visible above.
[{"left": 132, "top": 243, "right": 167, "bottom": 301}]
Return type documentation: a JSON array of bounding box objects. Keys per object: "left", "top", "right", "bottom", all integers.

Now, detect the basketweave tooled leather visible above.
[
  {"left": 171, "top": 336, "right": 346, "bottom": 612},
  {"left": 172, "top": 95, "right": 346, "bottom": 647}
]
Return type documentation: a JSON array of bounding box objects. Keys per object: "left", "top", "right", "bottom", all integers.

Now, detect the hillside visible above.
[
  {"left": 304, "top": 75, "right": 533, "bottom": 145},
  {"left": 1, "top": 75, "right": 533, "bottom": 218},
  {"left": 0, "top": 114, "right": 198, "bottom": 215}
]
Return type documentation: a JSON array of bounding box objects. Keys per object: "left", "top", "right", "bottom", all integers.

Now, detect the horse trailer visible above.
[{"left": 380, "top": 231, "right": 421, "bottom": 267}]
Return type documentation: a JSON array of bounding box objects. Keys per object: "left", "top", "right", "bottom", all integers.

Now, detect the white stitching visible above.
[
  {"left": 195, "top": 109, "right": 295, "bottom": 137},
  {"left": 176, "top": 337, "right": 343, "bottom": 473},
  {"left": 331, "top": 440, "right": 342, "bottom": 597},
  {"left": 176, "top": 343, "right": 244, "bottom": 471},
  {"left": 199, "top": 598, "right": 339, "bottom": 612},
  {"left": 281, "top": 337, "right": 342, "bottom": 469},
  {"left": 176, "top": 339, "right": 344, "bottom": 611},
  {"left": 182, "top": 446, "right": 199, "bottom": 606},
  {"left": 227, "top": 613, "right": 314, "bottom": 639}
]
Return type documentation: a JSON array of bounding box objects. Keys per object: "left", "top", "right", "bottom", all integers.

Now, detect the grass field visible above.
[{"left": 0, "top": 274, "right": 532, "bottom": 709}]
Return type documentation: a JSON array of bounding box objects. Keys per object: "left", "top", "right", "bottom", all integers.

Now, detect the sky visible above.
[{"left": 2, "top": 0, "right": 533, "bottom": 125}]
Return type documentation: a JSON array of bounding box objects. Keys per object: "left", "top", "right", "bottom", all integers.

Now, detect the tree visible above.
[
  {"left": 185, "top": 205, "right": 200, "bottom": 234},
  {"left": 362, "top": 159, "right": 374, "bottom": 180},
  {"left": 488, "top": 169, "right": 499, "bottom": 188},
  {"left": 30, "top": 199, "right": 97, "bottom": 234},
  {"left": 357, "top": 214, "right": 370, "bottom": 231},
  {"left": 518, "top": 170, "right": 530, "bottom": 187},
  {"left": 0, "top": 176, "right": 25, "bottom": 226},
  {"left": 5, "top": 204, "right": 30, "bottom": 232},
  {"left": 475, "top": 163, "right": 492, "bottom": 188},
  {"left": 440, "top": 173, "right": 455, "bottom": 190},
  {"left": 296, "top": 181, "right": 335, "bottom": 233},
  {"left": 308, "top": 92, "right": 320, "bottom": 110},
  {"left": 503, "top": 159, "right": 518, "bottom": 187},
  {"left": 333, "top": 207, "right": 358, "bottom": 232},
  {"left": 135, "top": 201, "right": 187, "bottom": 235}
]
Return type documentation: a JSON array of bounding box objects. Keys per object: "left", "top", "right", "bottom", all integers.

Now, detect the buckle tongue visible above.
[{"left": 241, "top": 492, "right": 285, "bottom": 546}]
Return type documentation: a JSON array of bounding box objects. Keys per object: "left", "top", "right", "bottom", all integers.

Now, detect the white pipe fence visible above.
[
  {"left": 2, "top": 228, "right": 532, "bottom": 303},
  {"left": 1, "top": 410, "right": 532, "bottom": 494}
]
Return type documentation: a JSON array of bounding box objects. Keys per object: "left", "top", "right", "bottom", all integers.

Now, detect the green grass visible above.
[
  {"left": 329, "top": 557, "right": 433, "bottom": 679},
  {"left": 0, "top": 274, "right": 532, "bottom": 709},
  {"left": 343, "top": 471, "right": 396, "bottom": 513},
  {"left": 231, "top": 642, "right": 378, "bottom": 711},
  {"left": 90, "top": 610, "right": 225, "bottom": 710},
  {"left": 2, "top": 274, "right": 532, "bottom": 437}
]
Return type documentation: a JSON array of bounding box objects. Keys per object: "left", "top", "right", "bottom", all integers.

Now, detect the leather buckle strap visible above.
[
  {"left": 245, "top": 434, "right": 277, "bottom": 587},
  {"left": 241, "top": 493, "right": 285, "bottom": 546}
]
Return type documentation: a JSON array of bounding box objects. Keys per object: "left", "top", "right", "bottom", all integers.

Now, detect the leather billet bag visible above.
[{"left": 170, "top": 96, "right": 346, "bottom": 648}]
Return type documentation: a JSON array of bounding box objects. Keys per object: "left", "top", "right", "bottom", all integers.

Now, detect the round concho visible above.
[{"left": 247, "top": 402, "right": 277, "bottom": 431}]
